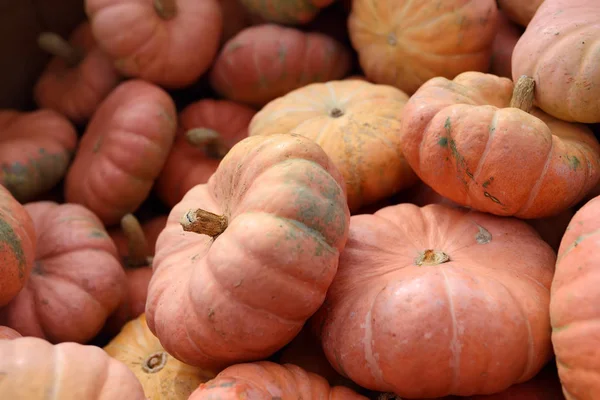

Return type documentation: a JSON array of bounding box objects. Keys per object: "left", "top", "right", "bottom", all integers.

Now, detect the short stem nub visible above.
[
  {"left": 415, "top": 249, "right": 450, "bottom": 266},
  {"left": 186, "top": 128, "right": 230, "bottom": 159},
  {"left": 38, "top": 32, "right": 83, "bottom": 67},
  {"left": 181, "top": 209, "right": 228, "bottom": 238},
  {"left": 509, "top": 75, "right": 536, "bottom": 113},
  {"left": 142, "top": 351, "right": 168, "bottom": 373},
  {"left": 120, "top": 213, "right": 152, "bottom": 267},
  {"left": 153, "top": 0, "right": 177, "bottom": 19},
  {"left": 330, "top": 108, "right": 344, "bottom": 118}
]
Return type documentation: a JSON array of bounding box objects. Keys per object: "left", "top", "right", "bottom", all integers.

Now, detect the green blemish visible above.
[
  {"left": 438, "top": 137, "right": 448, "bottom": 147},
  {"left": 92, "top": 137, "right": 102, "bottom": 153},
  {"left": 88, "top": 229, "right": 107, "bottom": 238},
  {"left": 444, "top": 117, "right": 451, "bottom": 132},
  {"left": 277, "top": 44, "right": 287, "bottom": 62},
  {"left": 573, "top": 235, "right": 585, "bottom": 247},
  {"left": 0, "top": 218, "right": 27, "bottom": 279},
  {"left": 484, "top": 191, "right": 503, "bottom": 205},
  {"left": 482, "top": 177, "right": 494, "bottom": 188},
  {"left": 566, "top": 155, "right": 581, "bottom": 170},
  {"left": 32, "top": 260, "right": 45, "bottom": 276}
]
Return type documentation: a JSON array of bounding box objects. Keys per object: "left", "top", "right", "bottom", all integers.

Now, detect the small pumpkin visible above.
[
  {"left": 0, "top": 109, "right": 78, "bottom": 203},
  {"left": 209, "top": 24, "right": 351, "bottom": 107},
  {"left": 188, "top": 361, "right": 368, "bottom": 399},
  {"left": 0, "top": 326, "right": 21, "bottom": 340},
  {"left": 237, "top": 0, "right": 334, "bottom": 25},
  {"left": 399, "top": 72, "right": 600, "bottom": 219},
  {"left": 146, "top": 134, "right": 350, "bottom": 369},
  {"left": 511, "top": 0, "right": 600, "bottom": 123},
  {"left": 497, "top": 0, "right": 544, "bottom": 27},
  {"left": 64, "top": 80, "right": 177, "bottom": 226},
  {"left": 86, "top": 0, "right": 223, "bottom": 88},
  {"left": 155, "top": 99, "right": 256, "bottom": 208},
  {"left": 249, "top": 79, "right": 417, "bottom": 212},
  {"left": 313, "top": 203, "right": 556, "bottom": 398},
  {"left": 0, "top": 336, "right": 145, "bottom": 399},
  {"left": 348, "top": 0, "right": 499, "bottom": 94},
  {"left": 104, "top": 314, "right": 216, "bottom": 399},
  {"left": 0, "top": 201, "right": 126, "bottom": 343},
  {"left": 490, "top": 12, "right": 523, "bottom": 79},
  {"left": 33, "top": 21, "right": 120, "bottom": 124}
]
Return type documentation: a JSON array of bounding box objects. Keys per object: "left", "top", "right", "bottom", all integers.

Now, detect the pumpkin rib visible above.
[
  {"left": 440, "top": 268, "right": 460, "bottom": 393},
  {"left": 516, "top": 139, "right": 554, "bottom": 216}
]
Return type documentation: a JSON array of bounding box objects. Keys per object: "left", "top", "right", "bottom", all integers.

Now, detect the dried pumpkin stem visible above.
[
  {"left": 186, "top": 128, "right": 230, "bottom": 158},
  {"left": 181, "top": 209, "right": 228, "bottom": 238},
  {"left": 38, "top": 32, "right": 84, "bottom": 67},
  {"left": 153, "top": 0, "right": 177, "bottom": 19},
  {"left": 142, "top": 351, "right": 168, "bottom": 373},
  {"left": 509, "top": 75, "right": 536, "bottom": 113},
  {"left": 120, "top": 213, "right": 152, "bottom": 268},
  {"left": 415, "top": 249, "right": 450, "bottom": 266}
]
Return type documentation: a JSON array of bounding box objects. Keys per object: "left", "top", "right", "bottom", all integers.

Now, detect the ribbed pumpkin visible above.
[
  {"left": 497, "top": 0, "right": 544, "bottom": 26},
  {"left": 249, "top": 80, "right": 417, "bottom": 212},
  {"left": 238, "top": 0, "right": 334, "bottom": 25}
]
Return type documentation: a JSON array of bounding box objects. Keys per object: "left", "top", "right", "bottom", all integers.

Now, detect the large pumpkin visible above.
[
  {"left": 146, "top": 134, "right": 350, "bottom": 369},
  {"left": 0, "top": 201, "right": 126, "bottom": 343},
  {"left": 237, "top": 0, "right": 334, "bottom": 25},
  {"left": 551, "top": 195, "right": 600, "bottom": 398},
  {"left": 313, "top": 203, "right": 556, "bottom": 398},
  {"left": 497, "top": 0, "right": 544, "bottom": 26},
  {"left": 64, "top": 80, "right": 177, "bottom": 226},
  {"left": 348, "top": 0, "right": 499, "bottom": 94},
  {"left": 249, "top": 80, "right": 417, "bottom": 212},
  {"left": 399, "top": 72, "right": 600, "bottom": 219},
  {"left": 490, "top": 12, "right": 523, "bottom": 79},
  {"left": 511, "top": 0, "right": 600, "bottom": 123}
]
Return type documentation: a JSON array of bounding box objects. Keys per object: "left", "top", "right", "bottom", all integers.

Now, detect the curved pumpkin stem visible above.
[
  {"left": 153, "top": 0, "right": 177, "bottom": 19},
  {"left": 120, "top": 213, "right": 152, "bottom": 268},
  {"left": 509, "top": 75, "right": 535, "bottom": 113},
  {"left": 180, "top": 209, "right": 228, "bottom": 238},
  {"left": 186, "top": 128, "right": 230, "bottom": 159},
  {"left": 38, "top": 32, "right": 84, "bottom": 67}
]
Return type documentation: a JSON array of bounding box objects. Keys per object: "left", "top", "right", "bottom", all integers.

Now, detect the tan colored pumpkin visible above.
[{"left": 497, "top": 0, "right": 544, "bottom": 26}]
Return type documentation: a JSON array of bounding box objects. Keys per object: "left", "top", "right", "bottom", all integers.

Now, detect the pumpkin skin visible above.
[
  {"left": 0, "top": 326, "right": 21, "bottom": 340},
  {"left": 209, "top": 24, "right": 351, "bottom": 107},
  {"left": 490, "top": 12, "right": 523, "bottom": 79},
  {"left": 64, "top": 80, "right": 177, "bottom": 226},
  {"left": 238, "top": 0, "right": 334, "bottom": 25},
  {"left": 551, "top": 195, "right": 600, "bottom": 399},
  {"left": 399, "top": 71, "right": 600, "bottom": 219},
  {"left": 348, "top": 0, "right": 499, "bottom": 94},
  {"left": 104, "top": 314, "right": 216, "bottom": 400},
  {"left": 218, "top": 0, "right": 257, "bottom": 44},
  {"left": 0, "top": 109, "right": 77, "bottom": 203},
  {"left": 188, "top": 361, "right": 368, "bottom": 400},
  {"left": 0, "top": 201, "right": 126, "bottom": 343},
  {"left": 313, "top": 203, "right": 556, "bottom": 398},
  {"left": 0, "top": 336, "right": 146, "bottom": 399},
  {"left": 249, "top": 80, "right": 417, "bottom": 212},
  {"left": 155, "top": 99, "right": 256, "bottom": 208},
  {"left": 86, "top": 0, "right": 222, "bottom": 88},
  {"left": 146, "top": 134, "right": 350, "bottom": 369},
  {"left": 33, "top": 21, "right": 120, "bottom": 124},
  {"left": 511, "top": 0, "right": 600, "bottom": 123},
  {"left": 0, "top": 185, "right": 36, "bottom": 307},
  {"left": 497, "top": 0, "right": 544, "bottom": 27}
]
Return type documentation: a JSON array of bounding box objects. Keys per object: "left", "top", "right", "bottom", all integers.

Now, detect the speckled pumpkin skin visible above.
[{"left": 238, "top": 0, "right": 334, "bottom": 25}]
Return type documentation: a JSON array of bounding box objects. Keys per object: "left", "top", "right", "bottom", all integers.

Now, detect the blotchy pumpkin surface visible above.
[{"left": 238, "top": 0, "right": 334, "bottom": 24}]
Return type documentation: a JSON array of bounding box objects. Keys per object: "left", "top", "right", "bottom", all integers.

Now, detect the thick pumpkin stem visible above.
[
  {"left": 415, "top": 249, "right": 450, "bottom": 266},
  {"left": 142, "top": 351, "right": 168, "bottom": 373},
  {"left": 153, "top": 0, "right": 177, "bottom": 19},
  {"left": 509, "top": 75, "right": 536, "bottom": 113},
  {"left": 38, "top": 32, "right": 83, "bottom": 67},
  {"left": 186, "top": 128, "right": 230, "bottom": 158},
  {"left": 120, "top": 213, "right": 152, "bottom": 268},
  {"left": 181, "top": 209, "right": 228, "bottom": 238}
]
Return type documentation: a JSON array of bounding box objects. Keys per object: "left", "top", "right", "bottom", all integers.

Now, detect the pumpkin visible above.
[
  {"left": 0, "top": 336, "right": 146, "bottom": 399},
  {"left": 551, "top": 195, "right": 600, "bottom": 398},
  {"left": 490, "top": 12, "right": 523, "bottom": 79},
  {"left": 209, "top": 24, "right": 351, "bottom": 107},
  {"left": 313, "top": 203, "right": 556, "bottom": 398},
  {"left": 0, "top": 201, "right": 126, "bottom": 343},
  {"left": 497, "top": 0, "right": 544, "bottom": 27},
  {"left": 399, "top": 72, "right": 600, "bottom": 219},
  {"left": 33, "top": 21, "right": 120, "bottom": 124},
  {"left": 512, "top": 0, "right": 600, "bottom": 123},
  {"left": 104, "top": 314, "right": 216, "bottom": 400},
  {"left": 348, "top": 0, "right": 499, "bottom": 94},
  {"left": 249, "top": 79, "right": 417, "bottom": 212},
  {"left": 0, "top": 184, "right": 36, "bottom": 307},
  {"left": 218, "top": 0, "right": 257, "bottom": 44},
  {"left": 64, "top": 80, "right": 177, "bottom": 226},
  {"left": 146, "top": 134, "right": 350, "bottom": 369},
  {"left": 85, "top": 0, "right": 223, "bottom": 88},
  {"left": 188, "top": 361, "right": 368, "bottom": 399},
  {"left": 155, "top": 99, "right": 256, "bottom": 208},
  {"left": 0, "top": 109, "right": 77, "bottom": 203},
  {"left": 0, "top": 326, "right": 21, "bottom": 340},
  {"left": 237, "top": 0, "right": 334, "bottom": 25}
]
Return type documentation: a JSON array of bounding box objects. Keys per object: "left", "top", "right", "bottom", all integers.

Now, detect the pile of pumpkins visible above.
[{"left": 1, "top": 0, "right": 598, "bottom": 398}]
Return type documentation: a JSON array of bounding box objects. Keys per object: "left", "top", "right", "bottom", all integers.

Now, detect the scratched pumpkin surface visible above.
[{"left": 238, "top": 0, "right": 334, "bottom": 25}]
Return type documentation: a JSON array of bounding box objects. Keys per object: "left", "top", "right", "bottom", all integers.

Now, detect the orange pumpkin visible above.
[
  {"left": 0, "top": 326, "right": 21, "bottom": 340},
  {"left": 497, "top": 0, "right": 544, "bottom": 26},
  {"left": 146, "top": 134, "right": 350, "bottom": 369},
  {"left": 86, "top": 0, "right": 223, "bottom": 88},
  {"left": 0, "top": 336, "right": 146, "bottom": 399},
  {"left": 188, "top": 361, "right": 368, "bottom": 399},
  {"left": 490, "top": 12, "right": 523, "bottom": 79},
  {"left": 155, "top": 99, "right": 255, "bottom": 208},
  {"left": 249, "top": 79, "right": 417, "bottom": 212},
  {"left": 64, "top": 80, "right": 177, "bottom": 226},
  {"left": 511, "top": 0, "right": 600, "bottom": 123},
  {"left": 551, "top": 195, "right": 600, "bottom": 398},
  {"left": 0, "top": 201, "right": 126, "bottom": 343},
  {"left": 34, "top": 21, "right": 120, "bottom": 124},
  {"left": 348, "top": 0, "right": 499, "bottom": 94},
  {"left": 0, "top": 109, "right": 77, "bottom": 202},
  {"left": 209, "top": 24, "right": 351, "bottom": 107},
  {"left": 237, "top": 0, "right": 334, "bottom": 25},
  {"left": 399, "top": 72, "right": 600, "bottom": 219}
]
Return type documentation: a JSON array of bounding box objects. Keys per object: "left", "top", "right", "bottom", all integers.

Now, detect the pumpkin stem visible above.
[
  {"left": 186, "top": 128, "right": 230, "bottom": 159},
  {"left": 38, "top": 32, "right": 84, "bottom": 67},
  {"left": 509, "top": 75, "right": 535, "bottom": 113},
  {"left": 153, "top": 0, "right": 177, "bottom": 20},
  {"left": 142, "top": 351, "right": 168, "bottom": 373},
  {"left": 120, "top": 213, "right": 152, "bottom": 268},
  {"left": 378, "top": 394, "right": 401, "bottom": 400},
  {"left": 180, "top": 209, "right": 228, "bottom": 238},
  {"left": 415, "top": 249, "right": 450, "bottom": 266}
]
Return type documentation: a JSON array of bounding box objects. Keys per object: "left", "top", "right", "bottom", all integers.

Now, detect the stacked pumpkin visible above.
[{"left": 1, "top": 0, "right": 599, "bottom": 399}]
